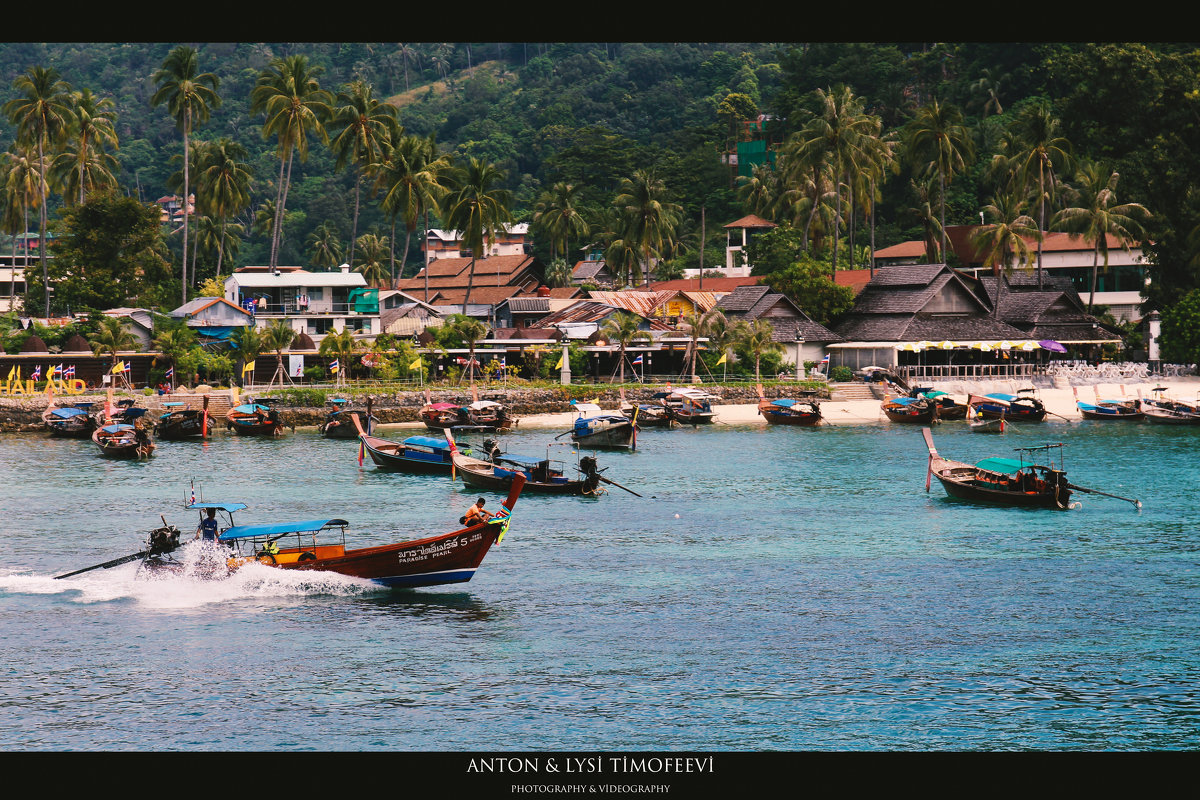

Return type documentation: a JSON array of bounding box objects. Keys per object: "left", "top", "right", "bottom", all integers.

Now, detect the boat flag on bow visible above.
[{"left": 489, "top": 506, "right": 512, "bottom": 544}]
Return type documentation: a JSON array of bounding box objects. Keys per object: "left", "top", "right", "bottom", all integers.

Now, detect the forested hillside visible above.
[{"left": 2, "top": 42, "right": 1200, "bottom": 353}]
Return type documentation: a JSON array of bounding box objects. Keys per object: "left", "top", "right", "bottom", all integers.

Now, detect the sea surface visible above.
[{"left": 1, "top": 417, "right": 1197, "bottom": 751}]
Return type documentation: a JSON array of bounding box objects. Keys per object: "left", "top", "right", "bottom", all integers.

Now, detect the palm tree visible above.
[
  {"left": 306, "top": 222, "right": 344, "bottom": 271},
  {"left": 195, "top": 138, "right": 253, "bottom": 281},
  {"left": 739, "top": 318, "right": 783, "bottom": 382},
  {"left": 251, "top": 55, "right": 333, "bottom": 268},
  {"left": 679, "top": 308, "right": 721, "bottom": 383},
  {"left": 4, "top": 66, "right": 73, "bottom": 316},
  {"left": 904, "top": 99, "right": 975, "bottom": 265},
  {"left": 613, "top": 170, "right": 681, "bottom": 287},
  {"left": 90, "top": 315, "right": 137, "bottom": 373},
  {"left": 544, "top": 258, "right": 573, "bottom": 288},
  {"left": 152, "top": 324, "right": 197, "bottom": 390},
  {"left": 318, "top": 327, "right": 359, "bottom": 387},
  {"left": 262, "top": 318, "right": 297, "bottom": 388},
  {"left": 373, "top": 133, "right": 449, "bottom": 287},
  {"left": 444, "top": 314, "right": 487, "bottom": 386},
  {"left": 1053, "top": 162, "right": 1150, "bottom": 312},
  {"left": 907, "top": 173, "right": 945, "bottom": 263},
  {"left": 328, "top": 79, "right": 399, "bottom": 268},
  {"left": 1008, "top": 101, "right": 1073, "bottom": 288},
  {"left": 704, "top": 312, "right": 744, "bottom": 381},
  {"left": 2, "top": 148, "right": 43, "bottom": 309},
  {"left": 604, "top": 237, "right": 641, "bottom": 288},
  {"left": 397, "top": 44, "right": 419, "bottom": 91},
  {"left": 353, "top": 231, "right": 390, "bottom": 287},
  {"left": 533, "top": 182, "right": 590, "bottom": 262},
  {"left": 969, "top": 193, "right": 1039, "bottom": 317},
  {"left": 50, "top": 88, "right": 119, "bottom": 205},
  {"left": 151, "top": 47, "right": 221, "bottom": 305},
  {"left": 230, "top": 325, "right": 264, "bottom": 385},
  {"left": 599, "top": 311, "right": 653, "bottom": 384},
  {"left": 441, "top": 156, "right": 513, "bottom": 313}
]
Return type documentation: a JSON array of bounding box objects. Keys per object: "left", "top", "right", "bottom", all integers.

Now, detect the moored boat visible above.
[
  {"left": 419, "top": 401, "right": 468, "bottom": 431},
  {"left": 226, "top": 399, "right": 290, "bottom": 436},
  {"left": 660, "top": 388, "right": 718, "bottom": 425},
  {"left": 319, "top": 398, "right": 376, "bottom": 439},
  {"left": 446, "top": 429, "right": 605, "bottom": 495},
  {"left": 566, "top": 402, "right": 637, "bottom": 449},
  {"left": 462, "top": 399, "right": 518, "bottom": 432},
  {"left": 93, "top": 422, "right": 155, "bottom": 459},
  {"left": 913, "top": 389, "right": 968, "bottom": 420},
  {"left": 882, "top": 395, "right": 938, "bottom": 423},
  {"left": 758, "top": 397, "right": 822, "bottom": 426},
  {"left": 359, "top": 432, "right": 463, "bottom": 474},
  {"left": 155, "top": 401, "right": 212, "bottom": 440},
  {"left": 42, "top": 402, "right": 98, "bottom": 438},
  {"left": 1139, "top": 388, "right": 1200, "bottom": 424},
  {"left": 967, "top": 389, "right": 1047, "bottom": 422},
  {"left": 622, "top": 403, "right": 675, "bottom": 428},
  {"left": 1073, "top": 387, "right": 1143, "bottom": 421}
]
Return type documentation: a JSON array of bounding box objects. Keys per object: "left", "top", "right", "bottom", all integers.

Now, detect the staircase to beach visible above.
[
  {"left": 168, "top": 391, "right": 236, "bottom": 417},
  {"left": 827, "top": 382, "right": 878, "bottom": 402}
]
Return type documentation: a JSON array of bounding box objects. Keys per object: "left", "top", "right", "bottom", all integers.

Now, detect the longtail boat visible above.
[
  {"left": 882, "top": 395, "right": 938, "bottom": 423},
  {"left": 622, "top": 403, "right": 675, "bottom": 428},
  {"left": 921, "top": 428, "right": 1140, "bottom": 510},
  {"left": 1139, "top": 388, "right": 1200, "bottom": 424},
  {"left": 967, "top": 389, "right": 1047, "bottom": 422},
  {"left": 226, "top": 399, "right": 290, "bottom": 436},
  {"left": 419, "top": 401, "right": 468, "bottom": 430},
  {"left": 358, "top": 432, "right": 463, "bottom": 473},
  {"left": 446, "top": 429, "right": 606, "bottom": 496},
  {"left": 660, "top": 388, "right": 718, "bottom": 425},
  {"left": 758, "top": 397, "right": 822, "bottom": 426},
  {"left": 93, "top": 422, "right": 155, "bottom": 459},
  {"left": 564, "top": 402, "right": 637, "bottom": 449},
  {"left": 57, "top": 482, "right": 526, "bottom": 589},
  {"left": 42, "top": 402, "right": 98, "bottom": 438},
  {"left": 913, "top": 389, "right": 968, "bottom": 420},
  {"left": 155, "top": 398, "right": 211, "bottom": 440},
  {"left": 462, "top": 399, "right": 518, "bottom": 432},
  {"left": 319, "top": 398, "right": 376, "bottom": 439}
]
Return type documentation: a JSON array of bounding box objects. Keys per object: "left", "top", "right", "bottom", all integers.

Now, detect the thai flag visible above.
[
  {"left": 51, "top": 364, "right": 62, "bottom": 377},
  {"left": 31, "top": 365, "right": 41, "bottom": 380},
  {"left": 165, "top": 366, "right": 174, "bottom": 379},
  {"left": 820, "top": 354, "right": 830, "bottom": 367},
  {"left": 64, "top": 365, "right": 75, "bottom": 378},
  {"left": 632, "top": 354, "right": 643, "bottom": 366},
  {"left": 330, "top": 359, "right": 339, "bottom": 374}
]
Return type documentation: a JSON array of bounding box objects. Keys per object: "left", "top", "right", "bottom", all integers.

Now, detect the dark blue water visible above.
[{"left": 2, "top": 418, "right": 1198, "bottom": 750}]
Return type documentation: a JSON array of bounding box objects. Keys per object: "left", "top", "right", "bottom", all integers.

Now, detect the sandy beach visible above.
[{"left": 371, "top": 376, "right": 1200, "bottom": 430}]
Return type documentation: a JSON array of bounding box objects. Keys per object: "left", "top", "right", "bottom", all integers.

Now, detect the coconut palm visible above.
[
  {"left": 262, "top": 318, "right": 297, "bottom": 388},
  {"left": 444, "top": 313, "right": 487, "bottom": 386},
  {"left": 969, "top": 193, "right": 1039, "bottom": 317},
  {"left": 678, "top": 308, "right": 722, "bottom": 383},
  {"left": 195, "top": 138, "right": 253, "bottom": 281},
  {"left": 230, "top": 325, "right": 264, "bottom": 385},
  {"left": 90, "top": 315, "right": 137, "bottom": 372},
  {"left": 353, "top": 231, "right": 390, "bottom": 287},
  {"left": 2, "top": 149, "right": 43, "bottom": 309},
  {"left": 318, "top": 327, "right": 360, "bottom": 387},
  {"left": 904, "top": 99, "right": 975, "bottom": 265},
  {"left": 613, "top": 170, "right": 681, "bottom": 287},
  {"left": 306, "top": 222, "right": 344, "bottom": 271},
  {"left": 544, "top": 258, "right": 573, "bottom": 288},
  {"left": 533, "top": 182, "right": 590, "bottom": 262},
  {"left": 1052, "top": 162, "right": 1150, "bottom": 312},
  {"left": 599, "top": 311, "right": 653, "bottom": 384},
  {"left": 251, "top": 55, "right": 333, "bottom": 268},
  {"left": 50, "top": 88, "right": 119, "bottom": 205},
  {"left": 328, "top": 79, "right": 399, "bottom": 268},
  {"left": 1007, "top": 101, "right": 1073, "bottom": 288},
  {"left": 440, "top": 156, "right": 513, "bottom": 313},
  {"left": 373, "top": 133, "right": 450, "bottom": 287},
  {"left": 704, "top": 312, "right": 745, "bottom": 380},
  {"left": 4, "top": 66, "right": 73, "bottom": 316},
  {"left": 739, "top": 318, "right": 783, "bottom": 382},
  {"left": 152, "top": 324, "right": 197, "bottom": 390},
  {"left": 604, "top": 237, "right": 641, "bottom": 288},
  {"left": 907, "top": 173, "right": 945, "bottom": 263},
  {"left": 151, "top": 47, "right": 221, "bottom": 305}
]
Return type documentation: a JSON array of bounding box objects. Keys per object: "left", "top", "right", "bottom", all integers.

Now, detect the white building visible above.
[{"left": 223, "top": 264, "right": 381, "bottom": 341}]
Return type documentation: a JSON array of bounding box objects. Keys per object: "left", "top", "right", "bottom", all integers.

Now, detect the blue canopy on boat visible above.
[
  {"left": 889, "top": 396, "right": 921, "bottom": 406},
  {"left": 186, "top": 502, "right": 248, "bottom": 513},
  {"left": 985, "top": 393, "right": 1018, "bottom": 403},
  {"left": 975, "top": 457, "right": 1028, "bottom": 474},
  {"left": 402, "top": 435, "right": 452, "bottom": 450},
  {"left": 163, "top": 402, "right": 184, "bottom": 408},
  {"left": 50, "top": 407, "right": 89, "bottom": 418},
  {"left": 232, "top": 403, "right": 270, "bottom": 414},
  {"left": 219, "top": 519, "right": 349, "bottom": 542},
  {"left": 770, "top": 398, "right": 799, "bottom": 407},
  {"left": 119, "top": 407, "right": 149, "bottom": 419},
  {"left": 329, "top": 398, "right": 349, "bottom": 405},
  {"left": 99, "top": 424, "right": 134, "bottom": 433}
]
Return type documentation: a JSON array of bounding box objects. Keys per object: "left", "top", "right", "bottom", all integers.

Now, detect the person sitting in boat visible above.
[
  {"left": 462, "top": 497, "right": 494, "bottom": 526},
  {"left": 196, "top": 508, "right": 219, "bottom": 542}
]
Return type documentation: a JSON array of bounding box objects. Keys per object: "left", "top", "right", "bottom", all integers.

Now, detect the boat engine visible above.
[
  {"left": 579, "top": 456, "right": 602, "bottom": 495},
  {"left": 482, "top": 438, "right": 502, "bottom": 461},
  {"left": 147, "top": 524, "right": 181, "bottom": 556}
]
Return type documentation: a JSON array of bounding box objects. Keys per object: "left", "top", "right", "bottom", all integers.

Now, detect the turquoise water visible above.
[{"left": 1, "top": 419, "right": 1197, "bottom": 750}]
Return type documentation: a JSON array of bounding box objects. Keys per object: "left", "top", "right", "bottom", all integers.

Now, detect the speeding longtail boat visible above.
[
  {"left": 56, "top": 481, "right": 526, "bottom": 589},
  {"left": 921, "top": 428, "right": 1140, "bottom": 510}
]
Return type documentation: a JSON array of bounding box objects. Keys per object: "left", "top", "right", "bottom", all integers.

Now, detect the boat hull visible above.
[
  {"left": 155, "top": 411, "right": 209, "bottom": 440},
  {"left": 932, "top": 470, "right": 1070, "bottom": 508},
  {"left": 758, "top": 400, "right": 821, "bottom": 426},
  {"left": 570, "top": 424, "right": 636, "bottom": 449},
  {"left": 1078, "top": 404, "right": 1144, "bottom": 421},
  {"left": 882, "top": 401, "right": 936, "bottom": 423},
  {"left": 321, "top": 413, "right": 374, "bottom": 439},
  {"left": 360, "top": 434, "right": 456, "bottom": 474}
]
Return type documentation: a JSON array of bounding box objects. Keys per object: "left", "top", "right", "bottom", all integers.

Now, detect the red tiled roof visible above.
[
  {"left": 642, "top": 276, "right": 760, "bottom": 292},
  {"left": 723, "top": 214, "right": 777, "bottom": 230}
]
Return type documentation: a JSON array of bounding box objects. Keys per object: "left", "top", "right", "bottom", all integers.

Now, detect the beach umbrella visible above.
[
  {"left": 939, "top": 340, "right": 957, "bottom": 349},
  {"left": 1038, "top": 339, "right": 1067, "bottom": 353},
  {"left": 1021, "top": 341, "right": 1040, "bottom": 351}
]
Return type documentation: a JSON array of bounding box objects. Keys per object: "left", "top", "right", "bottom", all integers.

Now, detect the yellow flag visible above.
[
  {"left": 241, "top": 360, "right": 256, "bottom": 375},
  {"left": 5, "top": 365, "right": 13, "bottom": 382},
  {"left": 409, "top": 358, "right": 423, "bottom": 371},
  {"left": 555, "top": 354, "right": 564, "bottom": 369},
  {"left": 111, "top": 360, "right": 125, "bottom": 375},
  {"left": 716, "top": 353, "right": 727, "bottom": 366}
]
